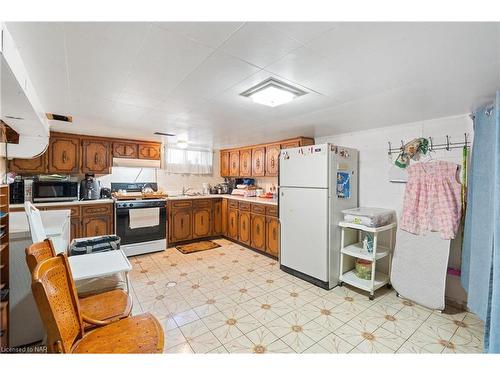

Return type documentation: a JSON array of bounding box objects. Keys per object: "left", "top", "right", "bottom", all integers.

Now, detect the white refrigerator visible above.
[{"left": 279, "top": 144, "right": 358, "bottom": 289}]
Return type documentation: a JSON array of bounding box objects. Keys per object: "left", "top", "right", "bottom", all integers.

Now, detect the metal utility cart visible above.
[{"left": 339, "top": 221, "right": 396, "bottom": 300}]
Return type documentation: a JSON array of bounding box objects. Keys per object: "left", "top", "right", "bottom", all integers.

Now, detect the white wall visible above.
[{"left": 316, "top": 114, "right": 473, "bottom": 306}]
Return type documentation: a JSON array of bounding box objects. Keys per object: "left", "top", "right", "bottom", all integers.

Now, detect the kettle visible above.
[{"left": 80, "top": 173, "right": 101, "bottom": 200}]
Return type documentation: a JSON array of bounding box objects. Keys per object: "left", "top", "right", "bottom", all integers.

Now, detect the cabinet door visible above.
[
  {"left": 265, "top": 144, "right": 280, "bottom": 176},
  {"left": 220, "top": 151, "right": 230, "bottom": 177},
  {"left": 251, "top": 147, "right": 265, "bottom": 177},
  {"left": 171, "top": 209, "right": 192, "bottom": 242},
  {"left": 48, "top": 135, "right": 80, "bottom": 174},
  {"left": 266, "top": 217, "right": 280, "bottom": 257},
  {"left": 213, "top": 199, "right": 223, "bottom": 235},
  {"left": 70, "top": 217, "right": 81, "bottom": 241},
  {"left": 138, "top": 143, "right": 161, "bottom": 160},
  {"left": 113, "top": 142, "right": 138, "bottom": 159},
  {"left": 238, "top": 211, "right": 251, "bottom": 245},
  {"left": 193, "top": 207, "right": 211, "bottom": 238},
  {"left": 82, "top": 216, "right": 112, "bottom": 237},
  {"left": 251, "top": 214, "right": 266, "bottom": 251},
  {"left": 281, "top": 140, "right": 300, "bottom": 149},
  {"left": 239, "top": 149, "right": 252, "bottom": 177},
  {"left": 227, "top": 208, "right": 239, "bottom": 240},
  {"left": 81, "top": 139, "right": 111, "bottom": 174},
  {"left": 221, "top": 198, "right": 228, "bottom": 236},
  {"left": 9, "top": 153, "right": 47, "bottom": 174},
  {"left": 229, "top": 150, "right": 240, "bottom": 176}
]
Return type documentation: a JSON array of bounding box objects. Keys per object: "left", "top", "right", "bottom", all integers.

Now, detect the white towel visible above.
[{"left": 129, "top": 208, "right": 160, "bottom": 229}]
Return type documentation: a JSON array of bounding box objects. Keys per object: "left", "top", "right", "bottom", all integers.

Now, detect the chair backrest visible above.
[
  {"left": 30, "top": 252, "right": 84, "bottom": 353},
  {"left": 25, "top": 201, "right": 47, "bottom": 243},
  {"left": 25, "top": 238, "right": 56, "bottom": 274}
]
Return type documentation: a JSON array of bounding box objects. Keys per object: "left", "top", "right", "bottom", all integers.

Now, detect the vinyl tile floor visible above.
[{"left": 128, "top": 239, "right": 484, "bottom": 354}]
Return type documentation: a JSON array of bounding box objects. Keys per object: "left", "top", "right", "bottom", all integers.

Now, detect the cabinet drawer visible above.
[
  {"left": 238, "top": 202, "right": 250, "bottom": 211},
  {"left": 171, "top": 200, "right": 192, "bottom": 209},
  {"left": 251, "top": 204, "right": 266, "bottom": 214},
  {"left": 228, "top": 200, "right": 239, "bottom": 209},
  {"left": 43, "top": 205, "right": 81, "bottom": 218},
  {"left": 266, "top": 206, "right": 278, "bottom": 217},
  {"left": 82, "top": 204, "right": 112, "bottom": 217},
  {"left": 193, "top": 199, "right": 212, "bottom": 208}
]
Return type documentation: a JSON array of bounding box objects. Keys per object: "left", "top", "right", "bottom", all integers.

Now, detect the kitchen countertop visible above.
[
  {"left": 167, "top": 194, "right": 278, "bottom": 206},
  {"left": 9, "top": 195, "right": 277, "bottom": 211},
  {"left": 10, "top": 198, "right": 114, "bottom": 210}
]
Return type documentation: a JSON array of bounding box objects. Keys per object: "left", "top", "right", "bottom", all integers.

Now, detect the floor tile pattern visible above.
[{"left": 128, "top": 239, "right": 484, "bottom": 354}]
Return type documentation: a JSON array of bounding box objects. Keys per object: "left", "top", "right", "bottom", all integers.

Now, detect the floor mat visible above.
[{"left": 176, "top": 240, "right": 221, "bottom": 254}]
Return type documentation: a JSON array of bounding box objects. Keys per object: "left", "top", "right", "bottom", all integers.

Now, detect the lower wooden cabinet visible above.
[
  {"left": 82, "top": 216, "right": 112, "bottom": 237},
  {"left": 70, "top": 218, "right": 81, "bottom": 241},
  {"left": 193, "top": 207, "right": 211, "bottom": 238},
  {"left": 170, "top": 209, "right": 193, "bottom": 243},
  {"left": 266, "top": 217, "right": 280, "bottom": 257},
  {"left": 227, "top": 207, "right": 239, "bottom": 240},
  {"left": 213, "top": 199, "right": 223, "bottom": 235},
  {"left": 238, "top": 211, "right": 251, "bottom": 245},
  {"left": 251, "top": 214, "right": 266, "bottom": 251}
]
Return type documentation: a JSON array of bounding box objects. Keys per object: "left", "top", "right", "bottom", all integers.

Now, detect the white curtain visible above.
[{"left": 164, "top": 146, "right": 213, "bottom": 175}]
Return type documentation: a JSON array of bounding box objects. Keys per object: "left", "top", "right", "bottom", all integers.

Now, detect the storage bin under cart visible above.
[{"left": 338, "top": 221, "right": 396, "bottom": 300}]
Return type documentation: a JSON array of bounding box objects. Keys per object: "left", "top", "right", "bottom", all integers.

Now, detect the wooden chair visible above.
[
  {"left": 31, "top": 252, "right": 164, "bottom": 353},
  {"left": 26, "top": 239, "right": 132, "bottom": 330}
]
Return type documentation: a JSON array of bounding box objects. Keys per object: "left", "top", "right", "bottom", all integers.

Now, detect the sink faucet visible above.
[{"left": 182, "top": 186, "right": 192, "bottom": 195}]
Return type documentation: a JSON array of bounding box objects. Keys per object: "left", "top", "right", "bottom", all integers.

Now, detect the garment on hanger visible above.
[
  {"left": 400, "top": 160, "right": 462, "bottom": 240},
  {"left": 394, "top": 137, "right": 429, "bottom": 168}
]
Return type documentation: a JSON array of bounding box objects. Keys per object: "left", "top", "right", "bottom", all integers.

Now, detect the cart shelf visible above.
[
  {"left": 341, "top": 242, "right": 390, "bottom": 261},
  {"left": 340, "top": 270, "right": 390, "bottom": 292},
  {"left": 339, "top": 221, "right": 396, "bottom": 233}
]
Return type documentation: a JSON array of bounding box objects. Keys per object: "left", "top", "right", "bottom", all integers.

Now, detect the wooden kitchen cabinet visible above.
[
  {"left": 48, "top": 134, "right": 80, "bottom": 174},
  {"left": 70, "top": 218, "right": 81, "bottom": 241},
  {"left": 138, "top": 143, "right": 161, "bottom": 160},
  {"left": 251, "top": 147, "right": 265, "bottom": 177},
  {"left": 227, "top": 207, "right": 239, "bottom": 240},
  {"left": 238, "top": 211, "right": 251, "bottom": 245},
  {"left": 8, "top": 152, "right": 47, "bottom": 174},
  {"left": 81, "top": 139, "right": 111, "bottom": 174},
  {"left": 113, "top": 141, "right": 138, "bottom": 159},
  {"left": 229, "top": 150, "right": 240, "bottom": 176},
  {"left": 220, "top": 151, "right": 230, "bottom": 177},
  {"left": 170, "top": 209, "right": 193, "bottom": 243},
  {"left": 266, "top": 217, "right": 280, "bottom": 257},
  {"left": 82, "top": 216, "right": 112, "bottom": 237},
  {"left": 251, "top": 213, "right": 266, "bottom": 251},
  {"left": 193, "top": 207, "right": 211, "bottom": 238},
  {"left": 239, "top": 149, "right": 252, "bottom": 177},
  {"left": 265, "top": 144, "right": 280, "bottom": 176},
  {"left": 221, "top": 198, "right": 228, "bottom": 236},
  {"left": 280, "top": 140, "right": 300, "bottom": 149},
  {"left": 213, "top": 199, "right": 223, "bottom": 235}
]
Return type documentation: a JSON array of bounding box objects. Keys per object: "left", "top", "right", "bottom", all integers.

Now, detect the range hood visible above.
[
  {"left": 1, "top": 23, "right": 50, "bottom": 159},
  {"left": 112, "top": 157, "right": 161, "bottom": 169}
]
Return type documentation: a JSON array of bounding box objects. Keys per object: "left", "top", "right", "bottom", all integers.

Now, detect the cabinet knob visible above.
[
  {"left": 181, "top": 218, "right": 184, "bottom": 228},
  {"left": 62, "top": 151, "right": 67, "bottom": 163},
  {"left": 273, "top": 228, "right": 276, "bottom": 239},
  {"left": 94, "top": 153, "right": 99, "bottom": 165}
]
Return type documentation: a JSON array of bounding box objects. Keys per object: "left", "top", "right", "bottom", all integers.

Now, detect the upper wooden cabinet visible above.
[
  {"left": 229, "top": 150, "right": 240, "bottom": 177},
  {"left": 138, "top": 143, "right": 161, "bottom": 160},
  {"left": 220, "top": 151, "right": 230, "bottom": 177},
  {"left": 219, "top": 136, "right": 314, "bottom": 178},
  {"left": 113, "top": 142, "right": 138, "bottom": 159},
  {"left": 48, "top": 134, "right": 80, "bottom": 174},
  {"left": 239, "top": 149, "right": 252, "bottom": 177},
  {"left": 9, "top": 153, "right": 47, "bottom": 174},
  {"left": 251, "top": 147, "right": 265, "bottom": 177},
  {"left": 265, "top": 144, "right": 280, "bottom": 177},
  {"left": 81, "top": 139, "right": 111, "bottom": 174}
]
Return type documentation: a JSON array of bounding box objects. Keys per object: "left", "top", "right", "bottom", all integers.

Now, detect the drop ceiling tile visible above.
[
  {"left": 268, "top": 22, "right": 338, "bottom": 44},
  {"left": 157, "top": 22, "right": 244, "bottom": 48},
  {"left": 221, "top": 22, "right": 303, "bottom": 68},
  {"left": 171, "top": 51, "right": 260, "bottom": 100}
]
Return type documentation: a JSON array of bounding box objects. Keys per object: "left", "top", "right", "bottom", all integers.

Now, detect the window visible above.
[{"left": 164, "top": 146, "right": 213, "bottom": 175}]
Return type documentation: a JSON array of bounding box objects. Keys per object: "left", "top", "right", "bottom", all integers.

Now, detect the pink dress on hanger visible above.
[{"left": 400, "top": 160, "right": 462, "bottom": 240}]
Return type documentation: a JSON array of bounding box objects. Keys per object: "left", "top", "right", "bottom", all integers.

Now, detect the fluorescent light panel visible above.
[{"left": 240, "top": 78, "right": 307, "bottom": 107}]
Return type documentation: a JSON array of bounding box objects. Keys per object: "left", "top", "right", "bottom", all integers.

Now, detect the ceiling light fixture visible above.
[
  {"left": 240, "top": 77, "right": 307, "bottom": 107},
  {"left": 177, "top": 140, "right": 188, "bottom": 149}
]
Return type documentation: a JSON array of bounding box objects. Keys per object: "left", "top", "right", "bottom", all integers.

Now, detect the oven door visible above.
[
  {"left": 33, "top": 181, "right": 79, "bottom": 202},
  {"left": 116, "top": 205, "right": 167, "bottom": 245}
]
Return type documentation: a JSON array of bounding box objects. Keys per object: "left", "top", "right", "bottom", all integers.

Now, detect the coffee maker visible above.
[{"left": 80, "top": 173, "right": 101, "bottom": 200}]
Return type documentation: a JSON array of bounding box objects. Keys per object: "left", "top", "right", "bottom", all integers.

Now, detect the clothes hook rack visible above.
[{"left": 387, "top": 133, "right": 470, "bottom": 155}]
